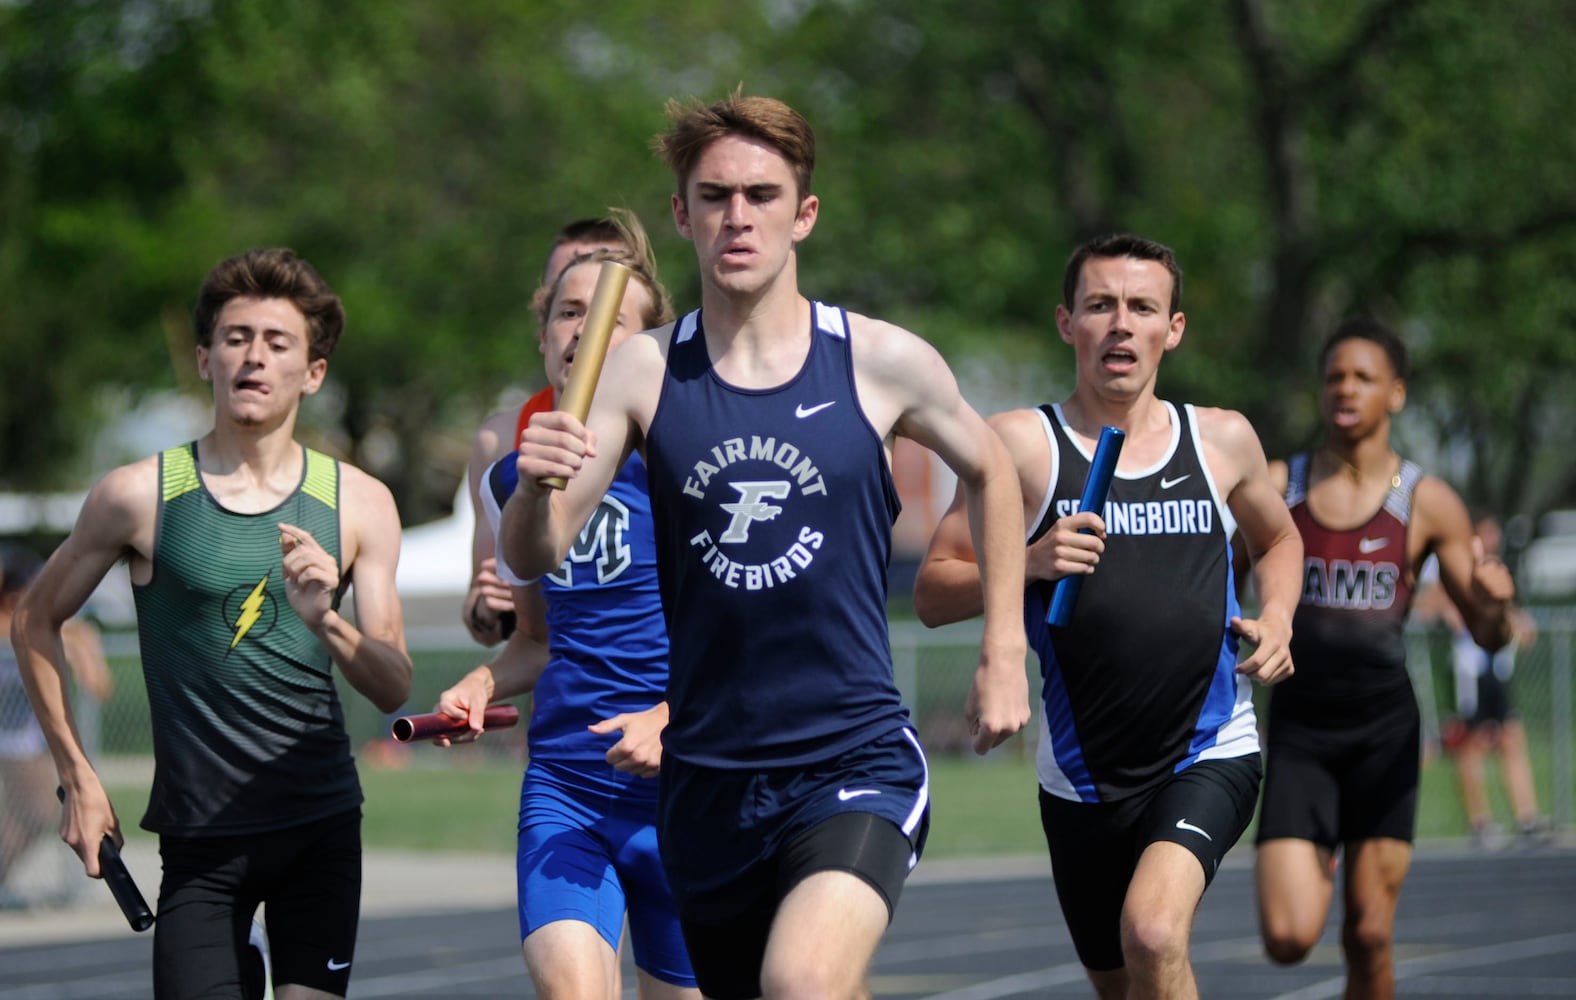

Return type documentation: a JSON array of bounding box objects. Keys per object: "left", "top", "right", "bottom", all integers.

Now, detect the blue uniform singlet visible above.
[
  {"left": 482, "top": 453, "right": 668, "bottom": 761},
  {"left": 643, "top": 303, "right": 912, "bottom": 769},
  {"left": 1026, "top": 402, "right": 1259, "bottom": 803},
  {"left": 481, "top": 450, "right": 694, "bottom": 987}
]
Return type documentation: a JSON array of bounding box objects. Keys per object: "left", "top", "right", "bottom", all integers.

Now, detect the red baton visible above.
[{"left": 390, "top": 704, "right": 520, "bottom": 743}]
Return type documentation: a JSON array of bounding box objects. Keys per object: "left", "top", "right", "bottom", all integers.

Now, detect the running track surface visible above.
[{"left": 3, "top": 846, "right": 1574, "bottom": 998}]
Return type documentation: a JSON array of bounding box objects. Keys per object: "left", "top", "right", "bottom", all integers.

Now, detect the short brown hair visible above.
[
  {"left": 1062, "top": 234, "right": 1184, "bottom": 315},
  {"left": 193, "top": 248, "right": 345, "bottom": 362},
  {"left": 652, "top": 88, "right": 815, "bottom": 203},
  {"left": 542, "top": 217, "right": 634, "bottom": 284},
  {"left": 533, "top": 207, "right": 674, "bottom": 333}
]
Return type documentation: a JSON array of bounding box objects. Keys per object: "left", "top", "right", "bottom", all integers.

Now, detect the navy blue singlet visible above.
[{"left": 644, "top": 303, "right": 911, "bottom": 768}]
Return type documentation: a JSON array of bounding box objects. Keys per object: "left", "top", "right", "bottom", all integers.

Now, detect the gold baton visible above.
[{"left": 540, "top": 259, "right": 632, "bottom": 490}]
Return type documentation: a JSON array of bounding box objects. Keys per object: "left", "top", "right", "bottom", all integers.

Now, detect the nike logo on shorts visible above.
[
  {"left": 1358, "top": 536, "right": 1389, "bottom": 554},
  {"left": 1175, "top": 818, "right": 1212, "bottom": 841},
  {"left": 1160, "top": 474, "right": 1191, "bottom": 489},
  {"left": 327, "top": 958, "right": 351, "bottom": 971},
  {"left": 837, "top": 788, "right": 880, "bottom": 801},
  {"left": 795, "top": 401, "right": 836, "bottom": 418}
]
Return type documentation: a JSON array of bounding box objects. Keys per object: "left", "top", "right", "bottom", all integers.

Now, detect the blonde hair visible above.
[{"left": 532, "top": 206, "right": 674, "bottom": 332}]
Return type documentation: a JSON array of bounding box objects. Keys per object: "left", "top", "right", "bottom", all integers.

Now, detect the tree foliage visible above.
[{"left": 2, "top": 0, "right": 1571, "bottom": 526}]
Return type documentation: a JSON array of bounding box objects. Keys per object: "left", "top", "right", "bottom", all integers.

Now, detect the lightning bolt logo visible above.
[{"left": 230, "top": 574, "right": 269, "bottom": 650}]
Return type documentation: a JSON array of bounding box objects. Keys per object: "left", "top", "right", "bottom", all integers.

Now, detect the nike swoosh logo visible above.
[
  {"left": 795, "top": 401, "right": 836, "bottom": 418},
  {"left": 1358, "top": 537, "right": 1389, "bottom": 554},
  {"left": 1160, "top": 475, "right": 1190, "bottom": 489},
  {"left": 1175, "top": 818, "right": 1213, "bottom": 841},
  {"left": 837, "top": 788, "right": 880, "bottom": 801},
  {"left": 327, "top": 958, "right": 351, "bottom": 971}
]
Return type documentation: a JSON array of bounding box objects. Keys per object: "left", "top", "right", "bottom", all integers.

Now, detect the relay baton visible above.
[
  {"left": 541, "top": 259, "right": 633, "bottom": 490},
  {"left": 390, "top": 704, "right": 521, "bottom": 743},
  {"left": 56, "top": 787, "right": 155, "bottom": 932},
  {"left": 1047, "top": 426, "right": 1126, "bottom": 627}
]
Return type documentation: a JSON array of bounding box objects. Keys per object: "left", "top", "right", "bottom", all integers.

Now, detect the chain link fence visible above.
[
  {"left": 1409, "top": 606, "right": 1575, "bottom": 836},
  {"left": 4, "top": 611, "right": 1573, "bottom": 907}
]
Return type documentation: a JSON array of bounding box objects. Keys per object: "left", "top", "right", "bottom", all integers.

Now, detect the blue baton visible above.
[{"left": 1047, "top": 426, "right": 1125, "bottom": 627}]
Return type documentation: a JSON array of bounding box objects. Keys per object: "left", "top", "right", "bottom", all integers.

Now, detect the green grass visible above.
[
  {"left": 105, "top": 749, "right": 1493, "bottom": 857},
  {"left": 926, "top": 755, "right": 1045, "bottom": 856},
  {"left": 104, "top": 754, "right": 1048, "bottom": 857},
  {"left": 359, "top": 764, "right": 523, "bottom": 852},
  {"left": 95, "top": 754, "right": 1021, "bottom": 860},
  {"left": 105, "top": 761, "right": 524, "bottom": 854}
]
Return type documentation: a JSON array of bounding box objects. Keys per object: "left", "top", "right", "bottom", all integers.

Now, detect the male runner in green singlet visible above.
[{"left": 11, "top": 247, "right": 412, "bottom": 1000}]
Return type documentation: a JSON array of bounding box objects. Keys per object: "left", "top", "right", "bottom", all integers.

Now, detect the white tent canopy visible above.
[{"left": 394, "top": 480, "right": 475, "bottom": 598}]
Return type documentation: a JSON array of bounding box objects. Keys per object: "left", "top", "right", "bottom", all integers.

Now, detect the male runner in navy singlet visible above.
[{"left": 501, "top": 91, "right": 1030, "bottom": 1000}]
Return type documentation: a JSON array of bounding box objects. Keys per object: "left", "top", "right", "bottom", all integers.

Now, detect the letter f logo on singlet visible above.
[{"left": 719, "top": 481, "right": 791, "bottom": 543}]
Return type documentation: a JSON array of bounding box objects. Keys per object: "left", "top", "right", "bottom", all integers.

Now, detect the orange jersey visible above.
[{"left": 513, "top": 386, "right": 556, "bottom": 450}]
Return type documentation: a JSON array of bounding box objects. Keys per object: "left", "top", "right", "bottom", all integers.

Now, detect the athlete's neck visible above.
[
  {"left": 1061, "top": 393, "right": 1168, "bottom": 443},
  {"left": 197, "top": 423, "right": 306, "bottom": 499},
  {"left": 1316, "top": 436, "right": 1399, "bottom": 487},
  {"left": 701, "top": 287, "right": 813, "bottom": 390}
]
